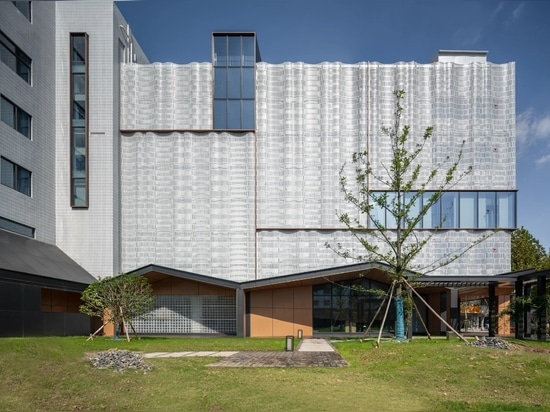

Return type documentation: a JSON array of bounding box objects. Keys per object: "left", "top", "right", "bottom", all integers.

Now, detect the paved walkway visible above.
[{"left": 143, "top": 339, "right": 348, "bottom": 368}]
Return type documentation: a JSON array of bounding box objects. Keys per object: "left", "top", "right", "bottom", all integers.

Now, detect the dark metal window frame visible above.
[
  {"left": 1, "top": 156, "right": 31, "bottom": 196},
  {"left": 212, "top": 33, "right": 257, "bottom": 130},
  {"left": 368, "top": 190, "right": 517, "bottom": 230},
  {"left": 0, "top": 216, "right": 34, "bottom": 238},
  {"left": 11, "top": 2, "right": 31, "bottom": 22},
  {"left": 1, "top": 95, "right": 32, "bottom": 138},
  {"left": 0, "top": 30, "right": 31, "bottom": 83},
  {"left": 70, "top": 33, "right": 89, "bottom": 208}
]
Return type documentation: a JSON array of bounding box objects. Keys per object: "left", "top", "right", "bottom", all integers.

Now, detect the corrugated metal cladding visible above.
[{"left": 120, "top": 60, "right": 515, "bottom": 282}]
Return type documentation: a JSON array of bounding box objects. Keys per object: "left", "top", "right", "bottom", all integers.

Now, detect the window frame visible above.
[
  {"left": 11, "top": 2, "right": 32, "bottom": 22},
  {"left": 0, "top": 30, "right": 31, "bottom": 83},
  {"left": 1, "top": 95, "right": 32, "bottom": 138},
  {"left": 1, "top": 156, "right": 31, "bottom": 196},
  {"left": 70, "top": 33, "right": 89, "bottom": 208},
  {"left": 212, "top": 33, "right": 256, "bottom": 130},
  {"left": 0, "top": 216, "right": 34, "bottom": 238},
  {"left": 368, "top": 190, "right": 516, "bottom": 230}
]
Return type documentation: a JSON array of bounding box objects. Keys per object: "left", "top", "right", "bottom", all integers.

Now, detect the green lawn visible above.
[{"left": 0, "top": 336, "right": 549, "bottom": 411}]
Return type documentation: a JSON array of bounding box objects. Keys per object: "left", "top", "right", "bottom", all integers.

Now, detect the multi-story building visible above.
[{"left": 1, "top": 1, "right": 518, "bottom": 338}]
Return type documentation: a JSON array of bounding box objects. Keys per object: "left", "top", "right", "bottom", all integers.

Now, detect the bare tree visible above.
[{"left": 328, "top": 90, "right": 491, "bottom": 341}]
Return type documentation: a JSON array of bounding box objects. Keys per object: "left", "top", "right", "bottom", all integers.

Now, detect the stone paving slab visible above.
[
  {"left": 206, "top": 351, "right": 348, "bottom": 368},
  {"left": 144, "top": 351, "right": 238, "bottom": 358},
  {"left": 297, "top": 338, "right": 336, "bottom": 352}
]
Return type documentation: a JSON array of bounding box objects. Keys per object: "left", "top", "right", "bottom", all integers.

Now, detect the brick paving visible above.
[
  {"left": 144, "top": 339, "right": 348, "bottom": 368},
  {"left": 206, "top": 350, "right": 348, "bottom": 368}
]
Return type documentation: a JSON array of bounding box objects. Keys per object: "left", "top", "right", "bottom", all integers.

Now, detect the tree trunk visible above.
[{"left": 395, "top": 284, "right": 405, "bottom": 340}]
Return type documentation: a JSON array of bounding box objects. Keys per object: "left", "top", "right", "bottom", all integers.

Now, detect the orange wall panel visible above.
[
  {"left": 250, "top": 289, "right": 273, "bottom": 308},
  {"left": 273, "top": 289, "right": 294, "bottom": 308},
  {"left": 198, "top": 283, "right": 232, "bottom": 296},
  {"left": 272, "top": 308, "right": 295, "bottom": 337},
  {"left": 293, "top": 286, "right": 312, "bottom": 309},
  {"left": 250, "top": 310, "right": 273, "bottom": 337},
  {"left": 151, "top": 278, "right": 174, "bottom": 294}
]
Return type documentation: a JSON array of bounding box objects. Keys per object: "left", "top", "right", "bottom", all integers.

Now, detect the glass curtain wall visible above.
[
  {"left": 313, "top": 279, "right": 395, "bottom": 334},
  {"left": 213, "top": 33, "right": 256, "bottom": 129}
]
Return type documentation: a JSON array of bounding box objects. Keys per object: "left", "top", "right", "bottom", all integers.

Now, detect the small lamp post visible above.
[{"left": 285, "top": 335, "right": 294, "bottom": 351}]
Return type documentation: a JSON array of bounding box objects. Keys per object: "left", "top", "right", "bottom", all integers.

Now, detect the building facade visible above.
[{"left": 0, "top": 1, "right": 516, "bottom": 337}]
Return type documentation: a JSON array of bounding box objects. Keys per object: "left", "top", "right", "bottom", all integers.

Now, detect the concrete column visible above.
[
  {"left": 450, "top": 288, "right": 459, "bottom": 330},
  {"left": 537, "top": 276, "right": 547, "bottom": 341},
  {"left": 515, "top": 279, "right": 524, "bottom": 339},
  {"left": 236, "top": 288, "right": 245, "bottom": 338},
  {"left": 488, "top": 282, "right": 496, "bottom": 337}
]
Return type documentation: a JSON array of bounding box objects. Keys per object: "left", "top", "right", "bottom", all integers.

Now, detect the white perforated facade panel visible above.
[{"left": 120, "top": 58, "right": 514, "bottom": 281}]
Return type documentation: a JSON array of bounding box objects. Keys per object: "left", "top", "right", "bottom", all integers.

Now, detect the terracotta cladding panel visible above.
[
  {"left": 293, "top": 286, "right": 312, "bottom": 309},
  {"left": 250, "top": 289, "right": 273, "bottom": 308},
  {"left": 152, "top": 278, "right": 174, "bottom": 294},
  {"left": 250, "top": 310, "right": 273, "bottom": 337},
  {"left": 51, "top": 290, "right": 67, "bottom": 306},
  {"left": 198, "top": 284, "right": 233, "bottom": 296},
  {"left": 273, "top": 288, "right": 293, "bottom": 308},
  {"left": 272, "top": 308, "right": 294, "bottom": 337},
  {"left": 293, "top": 308, "right": 312, "bottom": 329},
  {"left": 41, "top": 289, "right": 52, "bottom": 306},
  {"left": 170, "top": 278, "right": 200, "bottom": 294}
]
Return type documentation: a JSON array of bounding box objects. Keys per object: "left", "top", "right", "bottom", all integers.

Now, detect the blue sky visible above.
[{"left": 117, "top": 0, "right": 550, "bottom": 250}]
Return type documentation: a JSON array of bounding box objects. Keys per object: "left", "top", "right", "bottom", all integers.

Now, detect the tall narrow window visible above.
[
  {"left": 70, "top": 34, "right": 88, "bottom": 207},
  {"left": 0, "top": 30, "right": 31, "bottom": 83},
  {"left": 213, "top": 33, "right": 258, "bottom": 129}
]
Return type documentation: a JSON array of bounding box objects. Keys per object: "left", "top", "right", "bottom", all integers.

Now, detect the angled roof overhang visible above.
[
  {"left": 240, "top": 262, "right": 402, "bottom": 291},
  {"left": 0, "top": 230, "right": 96, "bottom": 291},
  {"left": 131, "top": 264, "right": 241, "bottom": 290},
  {"left": 130, "top": 261, "right": 534, "bottom": 292}
]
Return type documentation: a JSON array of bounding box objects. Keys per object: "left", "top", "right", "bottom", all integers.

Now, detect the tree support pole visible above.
[
  {"left": 87, "top": 323, "right": 107, "bottom": 341},
  {"left": 376, "top": 280, "right": 396, "bottom": 348},
  {"left": 362, "top": 291, "right": 390, "bottom": 341},
  {"left": 412, "top": 295, "right": 431, "bottom": 340},
  {"left": 402, "top": 278, "right": 469, "bottom": 344}
]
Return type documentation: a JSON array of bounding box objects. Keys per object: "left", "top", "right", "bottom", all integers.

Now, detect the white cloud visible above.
[
  {"left": 512, "top": 2, "right": 525, "bottom": 21},
  {"left": 517, "top": 108, "right": 550, "bottom": 164},
  {"left": 452, "top": 27, "right": 482, "bottom": 46},
  {"left": 517, "top": 108, "right": 550, "bottom": 146},
  {"left": 536, "top": 153, "right": 550, "bottom": 165},
  {"left": 493, "top": 2, "right": 505, "bottom": 17}
]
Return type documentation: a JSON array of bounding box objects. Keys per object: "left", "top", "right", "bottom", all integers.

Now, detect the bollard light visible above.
[
  {"left": 285, "top": 335, "right": 294, "bottom": 351},
  {"left": 297, "top": 329, "right": 303, "bottom": 339}
]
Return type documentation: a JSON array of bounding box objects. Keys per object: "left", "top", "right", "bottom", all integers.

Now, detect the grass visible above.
[{"left": 0, "top": 336, "right": 549, "bottom": 411}]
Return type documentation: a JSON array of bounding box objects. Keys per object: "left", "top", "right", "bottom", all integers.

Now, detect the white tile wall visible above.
[{"left": 0, "top": 2, "right": 56, "bottom": 243}]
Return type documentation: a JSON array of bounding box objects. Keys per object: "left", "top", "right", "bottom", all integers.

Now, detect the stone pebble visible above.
[
  {"left": 469, "top": 337, "right": 513, "bottom": 350},
  {"left": 88, "top": 349, "right": 154, "bottom": 372}
]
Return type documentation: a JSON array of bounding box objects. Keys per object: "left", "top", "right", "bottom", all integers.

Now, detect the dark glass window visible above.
[
  {"left": 11, "top": 2, "right": 31, "bottom": 21},
  {"left": 0, "top": 30, "right": 31, "bottom": 83},
  {"left": 0, "top": 216, "right": 34, "bottom": 238},
  {"left": 370, "top": 191, "right": 516, "bottom": 230},
  {"left": 213, "top": 33, "right": 257, "bottom": 129},
  {"left": 1, "top": 157, "right": 31, "bottom": 196},
  {"left": 70, "top": 34, "right": 88, "bottom": 207},
  {"left": 1, "top": 96, "right": 31, "bottom": 138},
  {"left": 313, "top": 279, "right": 394, "bottom": 334}
]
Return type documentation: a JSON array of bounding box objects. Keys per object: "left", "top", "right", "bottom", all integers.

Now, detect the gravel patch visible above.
[
  {"left": 469, "top": 337, "right": 513, "bottom": 350},
  {"left": 88, "top": 349, "right": 154, "bottom": 372}
]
